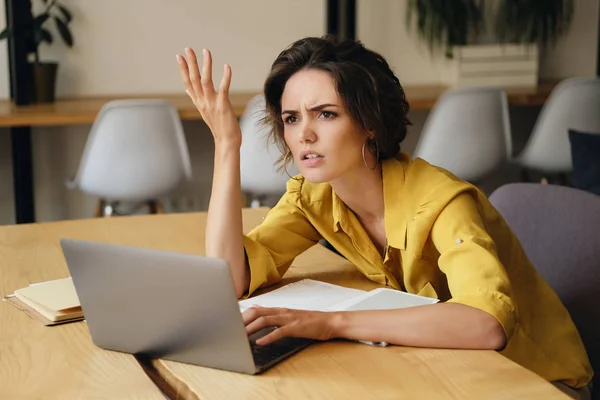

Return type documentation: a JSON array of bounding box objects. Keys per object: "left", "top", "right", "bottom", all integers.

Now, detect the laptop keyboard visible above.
[{"left": 250, "top": 336, "right": 313, "bottom": 368}]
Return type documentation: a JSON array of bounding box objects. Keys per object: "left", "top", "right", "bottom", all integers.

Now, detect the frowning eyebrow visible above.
[{"left": 281, "top": 103, "right": 340, "bottom": 115}]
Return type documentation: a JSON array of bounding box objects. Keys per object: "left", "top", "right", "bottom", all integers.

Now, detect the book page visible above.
[
  {"left": 328, "top": 287, "right": 439, "bottom": 312},
  {"left": 239, "top": 279, "right": 365, "bottom": 312}
]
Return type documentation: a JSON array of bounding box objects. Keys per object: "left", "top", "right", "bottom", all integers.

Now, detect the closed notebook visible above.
[{"left": 11, "top": 278, "right": 83, "bottom": 323}]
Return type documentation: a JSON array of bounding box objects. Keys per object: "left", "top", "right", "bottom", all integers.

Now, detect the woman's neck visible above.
[{"left": 329, "top": 164, "right": 385, "bottom": 223}]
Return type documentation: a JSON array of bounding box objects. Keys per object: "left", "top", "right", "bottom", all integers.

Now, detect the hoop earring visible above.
[{"left": 362, "top": 139, "right": 379, "bottom": 170}]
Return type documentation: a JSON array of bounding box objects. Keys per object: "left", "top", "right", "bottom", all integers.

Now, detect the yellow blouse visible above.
[{"left": 242, "top": 153, "right": 593, "bottom": 388}]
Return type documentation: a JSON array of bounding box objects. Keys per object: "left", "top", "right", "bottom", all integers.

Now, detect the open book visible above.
[
  {"left": 4, "top": 278, "right": 83, "bottom": 325},
  {"left": 239, "top": 279, "right": 439, "bottom": 313}
]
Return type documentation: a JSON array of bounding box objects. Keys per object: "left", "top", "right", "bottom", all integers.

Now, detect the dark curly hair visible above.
[{"left": 263, "top": 35, "right": 411, "bottom": 169}]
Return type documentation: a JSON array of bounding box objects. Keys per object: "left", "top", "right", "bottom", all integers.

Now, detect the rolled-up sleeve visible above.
[
  {"left": 243, "top": 178, "right": 321, "bottom": 296},
  {"left": 430, "top": 192, "right": 517, "bottom": 341}
]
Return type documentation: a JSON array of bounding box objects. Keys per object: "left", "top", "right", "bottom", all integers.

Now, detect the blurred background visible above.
[{"left": 0, "top": 0, "right": 599, "bottom": 225}]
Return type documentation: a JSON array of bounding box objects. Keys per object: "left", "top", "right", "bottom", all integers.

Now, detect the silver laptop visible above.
[{"left": 60, "top": 238, "right": 313, "bottom": 375}]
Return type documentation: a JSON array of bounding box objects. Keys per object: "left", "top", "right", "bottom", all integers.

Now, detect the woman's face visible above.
[{"left": 281, "top": 68, "right": 374, "bottom": 183}]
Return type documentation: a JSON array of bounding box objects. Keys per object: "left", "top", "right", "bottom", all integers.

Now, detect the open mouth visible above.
[
  {"left": 300, "top": 152, "right": 325, "bottom": 167},
  {"left": 303, "top": 153, "right": 323, "bottom": 160}
]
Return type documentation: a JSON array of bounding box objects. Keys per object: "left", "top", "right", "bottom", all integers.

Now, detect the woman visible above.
[{"left": 176, "top": 36, "right": 592, "bottom": 393}]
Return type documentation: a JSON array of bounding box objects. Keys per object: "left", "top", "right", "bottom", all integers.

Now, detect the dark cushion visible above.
[{"left": 569, "top": 129, "right": 600, "bottom": 195}]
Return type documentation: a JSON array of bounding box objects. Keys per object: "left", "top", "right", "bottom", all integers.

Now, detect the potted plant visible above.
[
  {"left": 405, "top": 0, "right": 484, "bottom": 59},
  {"left": 495, "top": 0, "right": 574, "bottom": 48},
  {"left": 0, "top": 0, "right": 74, "bottom": 103},
  {"left": 406, "top": 0, "right": 574, "bottom": 88}
]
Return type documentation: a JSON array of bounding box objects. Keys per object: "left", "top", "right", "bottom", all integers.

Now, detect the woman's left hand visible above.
[{"left": 243, "top": 306, "right": 340, "bottom": 346}]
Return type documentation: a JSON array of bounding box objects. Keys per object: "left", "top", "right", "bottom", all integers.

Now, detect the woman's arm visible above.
[
  {"left": 245, "top": 192, "right": 513, "bottom": 349},
  {"left": 331, "top": 303, "right": 506, "bottom": 349},
  {"left": 207, "top": 142, "right": 249, "bottom": 298},
  {"left": 244, "top": 303, "right": 505, "bottom": 349},
  {"left": 177, "top": 48, "right": 249, "bottom": 297}
]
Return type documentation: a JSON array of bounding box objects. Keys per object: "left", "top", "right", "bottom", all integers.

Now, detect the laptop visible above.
[{"left": 59, "top": 238, "right": 313, "bottom": 375}]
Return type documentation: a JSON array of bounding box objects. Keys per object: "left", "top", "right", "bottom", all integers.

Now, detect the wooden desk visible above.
[
  {"left": 0, "top": 218, "right": 166, "bottom": 399},
  {"left": 0, "top": 82, "right": 557, "bottom": 128},
  {"left": 154, "top": 237, "right": 568, "bottom": 400},
  {"left": 0, "top": 209, "right": 568, "bottom": 399}
]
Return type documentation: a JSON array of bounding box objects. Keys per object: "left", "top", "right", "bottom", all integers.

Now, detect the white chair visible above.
[
  {"left": 67, "top": 99, "right": 192, "bottom": 216},
  {"left": 413, "top": 87, "right": 512, "bottom": 182},
  {"left": 239, "top": 95, "right": 298, "bottom": 207},
  {"left": 515, "top": 78, "right": 600, "bottom": 174}
]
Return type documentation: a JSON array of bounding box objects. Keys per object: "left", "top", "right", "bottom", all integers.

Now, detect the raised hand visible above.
[{"left": 176, "top": 48, "right": 242, "bottom": 147}]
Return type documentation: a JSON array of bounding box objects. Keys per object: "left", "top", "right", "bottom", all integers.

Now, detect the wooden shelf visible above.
[
  {"left": 0, "top": 92, "right": 257, "bottom": 128},
  {"left": 0, "top": 82, "right": 558, "bottom": 128},
  {"left": 403, "top": 80, "right": 557, "bottom": 110}
]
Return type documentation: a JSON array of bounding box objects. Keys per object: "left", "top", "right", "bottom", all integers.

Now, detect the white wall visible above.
[
  {"left": 357, "top": 0, "right": 599, "bottom": 84},
  {"left": 357, "top": 0, "right": 455, "bottom": 85},
  {"left": 539, "top": 0, "right": 600, "bottom": 78},
  {"left": 0, "top": 0, "right": 326, "bottom": 224},
  {"left": 26, "top": 0, "right": 327, "bottom": 97},
  {"left": 0, "top": 0, "right": 598, "bottom": 224}
]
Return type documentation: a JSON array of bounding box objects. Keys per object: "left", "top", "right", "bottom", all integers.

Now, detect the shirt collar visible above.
[
  {"left": 382, "top": 154, "right": 410, "bottom": 250},
  {"left": 331, "top": 154, "right": 411, "bottom": 248},
  {"left": 332, "top": 189, "right": 346, "bottom": 233}
]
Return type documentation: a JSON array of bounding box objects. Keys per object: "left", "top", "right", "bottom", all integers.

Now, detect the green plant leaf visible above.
[
  {"left": 33, "top": 28, "right": 53, "bottom": 46},
  {"left": 33, "top": 13, "right": 50, "bottom": 28},
  {"left": 56, "top": 4, "right": 73, "bottom": 23},
  {"left": 54, "top": 17, "right": 74, "bottom": 47},
  {"left": 41, "top": 28, "right": 52, "bottom": 44},
  {"left": 495, "top": 0, "right": 573, "bottom": 48},
  {"left": 405, "top": 0, "right": 483, "bottom": 58},
  {"left": 0, "top": 28, "right": 10, "bottom": 40}
]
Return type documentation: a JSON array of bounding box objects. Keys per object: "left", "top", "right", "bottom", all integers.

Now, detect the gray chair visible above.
[
  {"left": 67, "top": 99, "right": 192, "bottom": 216},
  {"left": 489, "top": 183, "right": 599, "bottom": 396},
  {"left": 515, "top": 78, "right": 600, "bottom": 174},
  {"left": 239, "top": 95, "right": 298, "bottom": 207},
  {"left": 413, "top": 86, "right": 512, "bottom": 183}
]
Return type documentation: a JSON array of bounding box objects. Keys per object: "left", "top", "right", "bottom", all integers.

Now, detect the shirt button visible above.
[{"left": 456, "top": 238, "right": 463, "bottom": 244}]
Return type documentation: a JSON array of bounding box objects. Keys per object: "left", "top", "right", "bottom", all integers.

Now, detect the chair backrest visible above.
[
  {"left": 239, "top": 95, "right": 298, "bottom": 198},
  {"left": 489, "top": 183, "right": 600, "bottom": 389},
  {"left": 413, "top": 86, "right": 512, "bottom": 182},
  {"left": 72, "top": 100, "right": 192, "bottom": 201},
  {"left": 518, "top": 78, "right": 600, "bottom": 173}
]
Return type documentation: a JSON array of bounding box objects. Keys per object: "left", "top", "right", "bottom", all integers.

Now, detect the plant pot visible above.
[
  {"left": 451, "top": 44, "right": 539, "bottom": 89},
  {"left": 32, "top": 62, "right": 59, "bottom": 103}
]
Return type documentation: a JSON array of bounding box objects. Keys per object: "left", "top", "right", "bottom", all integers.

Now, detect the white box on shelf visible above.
[{"left": 452, "top": 44, "right": 539, "bottom": 89}]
